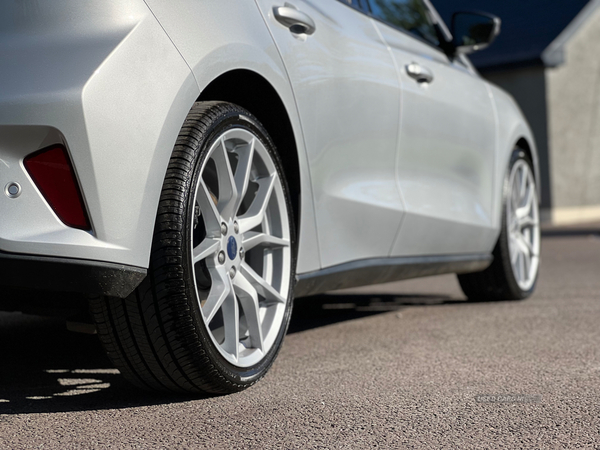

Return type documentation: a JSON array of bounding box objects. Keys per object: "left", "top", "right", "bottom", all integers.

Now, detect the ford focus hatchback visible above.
[{"left": 0, "top": 0, "right": 540, "bottom": 394}]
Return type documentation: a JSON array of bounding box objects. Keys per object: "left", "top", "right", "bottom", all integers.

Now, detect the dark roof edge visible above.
[{"left": 542, "top": 0, "right": 600, "bottom": 67}]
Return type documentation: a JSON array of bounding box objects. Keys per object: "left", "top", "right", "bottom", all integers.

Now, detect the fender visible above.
[{"left": 487, "top": 82, "right": 540, "bottom": 235}]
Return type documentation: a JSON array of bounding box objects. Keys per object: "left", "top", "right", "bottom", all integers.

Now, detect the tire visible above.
[
  {"left": 458, "top": 148, "right": 540, "bottom": 301},
  {"left": 90, "top": 101, "right": 296, "bottom": 394}
]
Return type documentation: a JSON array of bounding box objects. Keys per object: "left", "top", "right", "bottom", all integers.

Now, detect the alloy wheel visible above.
[
  {"left": 506, "top": 159, "right": 540, "bottom": 291},
  {"left": 190, "top": 128, "right": 292, "bottom": 368}
]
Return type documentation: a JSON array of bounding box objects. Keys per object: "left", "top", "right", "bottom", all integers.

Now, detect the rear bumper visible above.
[{"left": 0, "top": 250, "right": 146, "bottom": 298}]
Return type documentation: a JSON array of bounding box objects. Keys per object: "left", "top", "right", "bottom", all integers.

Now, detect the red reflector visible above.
[{"left": 24, "top": 145, "right": 91, "bottom": 231}]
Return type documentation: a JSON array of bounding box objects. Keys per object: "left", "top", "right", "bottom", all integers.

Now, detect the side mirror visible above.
[{"left": 451, "top": 11, "right": 501, "bottom": 55}]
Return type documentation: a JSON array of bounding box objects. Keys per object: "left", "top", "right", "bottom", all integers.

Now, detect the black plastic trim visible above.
[
  {"left": 295, "top": 253, "right": 493, "bottom": 297},
  {"left": 0, "top": 251, "right": 146, "bottom": 298}
]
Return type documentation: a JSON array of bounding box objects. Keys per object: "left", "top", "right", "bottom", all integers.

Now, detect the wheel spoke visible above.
[
  {"left": 233, "top": 273, "right": 264, "bottom": 352},
  {"left": 511, "top": 174, "right": 520, "bottom": 210},
  {"left": 240, "top": 262, "right": 286, "bottom": 305},
  {"left": 520, "top": 235, "right": 536, "bottom": 256},
  {"left": 237, "top": 174, "right": 276, "bottom": 234},
  {"left": 232, "top": 138, "right": 255, "bottom": 216},
  {"left": 516, "top": 185, "right": 534, "bottom": 219},
  {"left": 516, "top": 236, "right": 531, "bottom": 257},
  {"left": 213, "top": 136, "right": 239, "bottom": 220},
  {"left": 518, "top": 166, "right": 527, "bottom": 201},
  {"left": 519, "top": 216, "right": 536, "bottom": 229},
  {"left": 523, "top": 248, "right": 531, "bottom": 278},
  {"left": 242, "top": 231, "right": 290, "bottom": 251},
  {"left": 510, "top": 235, "right": 520, "bottom": 264},
  {"left": 525, "top": 174, "right": 535, "bottom": 204},
  {"left": 221, "top": 290, "right": 240, "bottom": 361},
  {"left": 202, "top": 267, "right": 233, "bottom": 324},
  {"left": 196, "top": 180, "right": 222, "bottom": 236},
  {"left": 193, "top": 238, "right": 220, "bottom": 264},
  {"left": 518, "top": 251, "right": 526, "bottom": 282}
]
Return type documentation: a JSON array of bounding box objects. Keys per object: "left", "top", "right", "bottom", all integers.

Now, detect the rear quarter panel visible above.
[
  {"left": 0, "top": 1, "right": 198, "bottom": 267},
  {"left": 143, "top": 0, "right": 321, "bottom": 274}
]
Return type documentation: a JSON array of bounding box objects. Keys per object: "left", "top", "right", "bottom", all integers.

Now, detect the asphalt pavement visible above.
[{"left": 1, "top": 224, "right": 599, "bottom": 449}]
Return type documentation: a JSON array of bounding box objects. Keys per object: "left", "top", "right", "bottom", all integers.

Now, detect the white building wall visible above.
[{"left": 546, "top": 5, "right": 600, "bottom": 222}]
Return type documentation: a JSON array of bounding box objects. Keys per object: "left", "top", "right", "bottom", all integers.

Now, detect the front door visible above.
[{"left": 369, "top": 0, "right": 498, "bottom": 256}]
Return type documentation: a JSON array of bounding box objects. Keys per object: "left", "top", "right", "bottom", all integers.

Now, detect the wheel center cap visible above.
[{"left": 227, "top": 236, "right": 238, "bottom": 261}]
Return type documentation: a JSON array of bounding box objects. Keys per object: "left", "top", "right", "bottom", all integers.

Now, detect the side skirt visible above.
[{"left": 294, "top": 254, "right": 492, "bottom": 298}]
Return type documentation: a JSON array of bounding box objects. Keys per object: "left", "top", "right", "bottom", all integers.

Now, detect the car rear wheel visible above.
[
  {"left": 90, "top": 101, "right": 296, "bottom": 394},
  {"left": 458, "top": 148, "right": 540, "bottom": 301}
]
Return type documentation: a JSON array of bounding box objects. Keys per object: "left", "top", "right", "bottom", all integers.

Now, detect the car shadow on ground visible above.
[
  {"left": 288, "top": 293, "right": 466, "bottom": 334},
  {"left": 0, "top": 292, "right": 475, "bottom": 415},
  {"left": 0, "top": 313, "right": 195, "bottom": 415}
]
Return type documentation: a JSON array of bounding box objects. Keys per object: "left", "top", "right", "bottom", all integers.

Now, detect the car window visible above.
[
  {"left": 368, "top": 0, "right": 439, "bottom": 46},
  {"left": 339, "top": 0, "right": 370, "bottom": 10}
]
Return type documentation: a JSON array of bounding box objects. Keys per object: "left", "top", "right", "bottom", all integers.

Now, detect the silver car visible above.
[{"left": 0, "top": 0, "right": 540, "bottom": 394}]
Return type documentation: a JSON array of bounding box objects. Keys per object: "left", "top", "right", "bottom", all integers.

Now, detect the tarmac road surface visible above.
[{"left": 0, "top": 224, "right": 599, "bottom": 449}]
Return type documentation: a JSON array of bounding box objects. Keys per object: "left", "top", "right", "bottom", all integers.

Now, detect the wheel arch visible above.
[
  {"left": 515, "top": 136, "right": 541, "bottom": 206},
  {"left": 197, "top": 69, "right": 301, "bottom": 236},
  {"left": 516, "top": 137, "right": 534, "bottom": 176},
  {"left": 488, "top": 82, "right": 541, "bottom": 216}
]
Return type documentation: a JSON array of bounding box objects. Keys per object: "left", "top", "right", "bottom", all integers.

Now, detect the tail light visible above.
[{"left": 24, "top": 145, "right": 91, "bottom": 231}]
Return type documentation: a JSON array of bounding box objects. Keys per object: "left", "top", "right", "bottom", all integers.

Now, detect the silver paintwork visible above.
[
  {"left": 374, "top": 21, "right": 499, "bottom": 257},
  {"left": 0, "top": 1, "right": 538, "bottom": 291},
  {"left": 0, "top": 2, "right": 198, "bottom": 266},
  {"left": 142, "top": 0, "right": 321, "bottom": 274},
  {"left": 255, "top": 0, "right": 406, "bottom": 268},
  {"left": 191, "top": 128, "right": 291, "bottom": 367}
]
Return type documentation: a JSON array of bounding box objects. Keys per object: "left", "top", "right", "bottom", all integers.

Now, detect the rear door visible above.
[
  {"left": 368, "top": 0, "right": 499, "bottom": 256},
  {"left": 253, "top": 0, "right": 405, "bottom": 268}
]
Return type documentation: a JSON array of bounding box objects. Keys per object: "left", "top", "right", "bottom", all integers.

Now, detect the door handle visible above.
[
  {"left": 406, "top": 63, "right": 434, "bottom": 83},
  {"left": 273, "top": 5, "right": 316, "bottom": 35}
]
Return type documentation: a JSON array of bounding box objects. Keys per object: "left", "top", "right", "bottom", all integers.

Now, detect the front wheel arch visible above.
[{"left": 458, "top": 146, "right": 541, "bottom": 301}]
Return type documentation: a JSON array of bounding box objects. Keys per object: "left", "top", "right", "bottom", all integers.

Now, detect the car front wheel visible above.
[{"left": 458, "top": 147, "right": 540, "bottom": 301}]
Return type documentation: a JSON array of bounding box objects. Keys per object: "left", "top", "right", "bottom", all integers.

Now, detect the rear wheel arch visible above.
[
  {"left": 91, "top": 101, "right": 297, "bottom": 393},
  {"left": 197, "top": 70, "right": 301, "bottom": 235}
]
